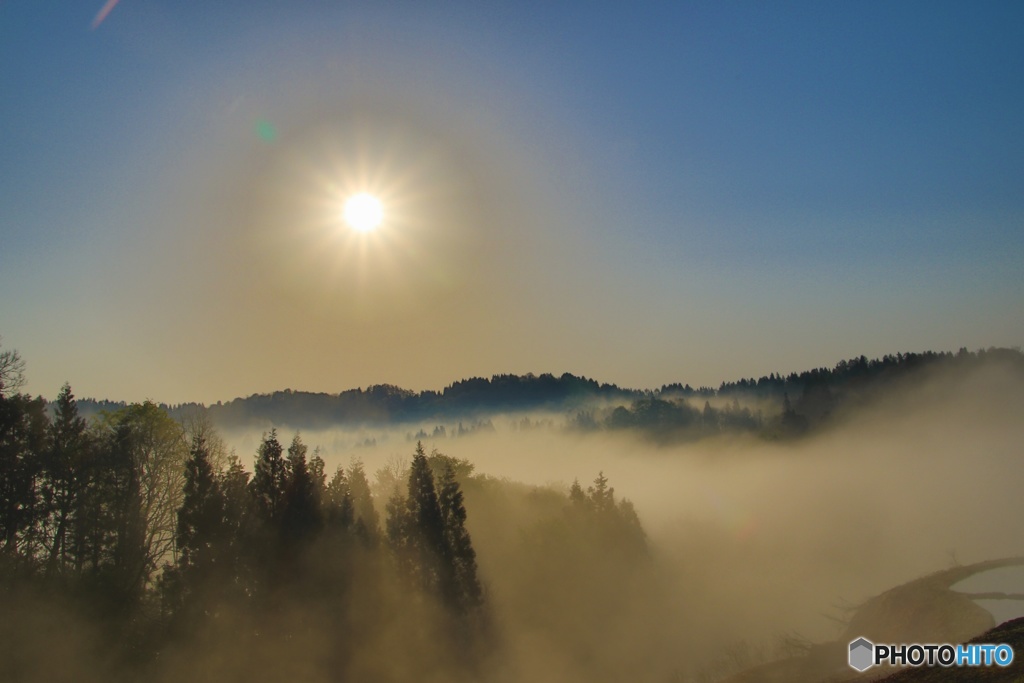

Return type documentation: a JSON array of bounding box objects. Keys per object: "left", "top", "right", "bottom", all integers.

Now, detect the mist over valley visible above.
[{"left": 3, "top": 346, "right": 1022, "bottom": 682}]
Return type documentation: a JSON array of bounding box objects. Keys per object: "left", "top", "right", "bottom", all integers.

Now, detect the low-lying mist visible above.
[
  {"left": 212, "top": 358, "right": 1024, "bottom": 680},
  {"left": 5, "top": 357, "right": 1020, "bottom": 683}
]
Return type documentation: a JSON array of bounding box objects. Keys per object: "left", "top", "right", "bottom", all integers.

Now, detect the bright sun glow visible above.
[{"left": 343, "top": 193, "right": 383, "bottom": 232}]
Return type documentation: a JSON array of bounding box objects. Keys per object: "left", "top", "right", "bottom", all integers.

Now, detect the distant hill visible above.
[
  {"left": 73, "top": 347, "right": 1023, "bottom": 435},
  {"left": 77, "top": 372, "right": 638, "bottom": 429}
]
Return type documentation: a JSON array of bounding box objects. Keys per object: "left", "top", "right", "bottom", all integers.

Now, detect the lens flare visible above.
[{"left": 91, "top": 0, "right": 121, "bottom": 29}]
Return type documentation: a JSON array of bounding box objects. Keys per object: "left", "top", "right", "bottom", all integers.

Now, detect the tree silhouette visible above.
[
  {"left": 348, "top": 459, "right": 379, "bottom": 540},
  {"left": 397, "top": 443, "right": 447, "bottom": 595},
  {"left": 324, "top": 466, "right": 354, "bottom": 530},
  {"left": 41, "top": 383, "right": 91, "bottom": 577},
  {"left": 0, "top": 391, "right": 47, "bottom": 568},
  {"left": 282, "top": 433, "right": 321, "bottom": 542},
  {"left": 95, "top": 402, "right": 188, "bottom": 607},
  {"left": 0, "top": 339, "right": 26, "bottom": 398},
  {"left": 175, "top": 434, "right": 225, "bottom": 586},
  {"left": 437, "top": 463, "right": 482, "bottom": 614},
  {"left": 250, "top": 430, "right": 286, "bottom": 524},
  {"left": 218, "top": 452, "right": 253, "bottom": 595}
]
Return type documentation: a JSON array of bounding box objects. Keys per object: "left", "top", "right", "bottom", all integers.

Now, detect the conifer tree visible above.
[
  {"left": 406, "top": 442, "right": 447, "bottom": 592},
  {"left": 42, "top": 383, "right": 91, "bottom": 575},
  {"left": 587, "top": 471, "right": 615, "bottom": 514},
  {"left": 176, "top": 434, "right": 225, "bottom": 582},
  {"left": 309, "top": 446, "right": 327, "bottom": 509},
  {"left": 347, "top": 459, "right": 379, "bottom": 538},
  {"left": 324, "top": 466, "right": 354, "bottom": 529},
  {"left": 282, "top": 433, "right": 320, "bottom": 541},
  {"left": 437, "top": 463, "right": 482, "bottom": 613},
  {"left": 251, "top": 430, "right": 286, "bottom": 523},
  {"left": 219, "top": 453, "right": 252, "bottom": 589},
  {"left": 568, "top": 478, "right": 589, "bottom": 510},
  {"left": 387, "top": 443, "right": 448, "bottom": 594},
  {"left": 0, "top": 390, "right": 47, "bottom": 564}
]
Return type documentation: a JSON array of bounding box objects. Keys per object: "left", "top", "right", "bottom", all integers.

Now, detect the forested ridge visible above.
[{"left": 71, "top": 346, "right": 1024, "bottom": 440}]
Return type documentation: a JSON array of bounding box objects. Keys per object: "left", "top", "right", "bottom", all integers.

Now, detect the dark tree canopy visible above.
[{"left": 251, "top": 429, "right": 286, "bottom": 524}]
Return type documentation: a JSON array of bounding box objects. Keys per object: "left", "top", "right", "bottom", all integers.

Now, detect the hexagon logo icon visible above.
[{"left": 849, "top": 637, "right": 875, "bottom": 672}]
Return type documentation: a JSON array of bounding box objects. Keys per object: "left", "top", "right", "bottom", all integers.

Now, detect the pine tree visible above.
[
  {"left": 247, "top": 430, "right": 290, "bottom": 593},
  {"left": 282, "top": 433, "right": 320, "bottom": 541},
  {"left": 221, "top": 453, "right": 251, "bottom": 532},
  {"left": 309, "top": 446, "right": 326, "bottom": 510},
  {"left": 90, "top": 418, "right": 148, "bottom": 609},
  {"left": 576, "top": 471, "right": 647, "bottom": 559},
  {"left": 0, "top": 391, "right": 47, "bottom": 566},
  {"left": 406, "top": 442, "right": 446, "bottom": 592},
  {"left": 324, "top": 466, "right": 354, "bottom": 529},
  {"left": 176, "top": 434, "right": 225, "bottom": 582},
  {"left": 588, "top": 471, "right": 615, "bottom": 513},
  {"left": 437, "top": 463, "right": 482, "bottom": 613},
  {"left": 387, "top": 443, "right": 448, "bottom": 595},
  {"left": 569, "top": 478, "right": 589, "bottom": 511},
  {"left": 219, "top": 453, "right": 252, "bottom": 591},
  {"left": 385, "top": 485, "right": 411, "bottom": 575},
  {"left": 251, "top": 430, "right": 286, "bottom": 523},
  {"left": 347, "top": 459, "right": 379, "bottom": 538},
  {"left": 42, "top": 383, "right": 90, "bottom": 576}
]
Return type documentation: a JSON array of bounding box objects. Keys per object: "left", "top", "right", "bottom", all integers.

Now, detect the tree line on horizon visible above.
[
  {"left": 577, "top": 346, "right": 1023, "bottom": 441},
  {"left": 64, "top": 346, "right": 1024, "bottom": 443}
]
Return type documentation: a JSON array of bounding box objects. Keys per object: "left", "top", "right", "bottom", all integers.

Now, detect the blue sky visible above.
[{"left": 2, "top": 2, "right": 1022, "bottom": 403}]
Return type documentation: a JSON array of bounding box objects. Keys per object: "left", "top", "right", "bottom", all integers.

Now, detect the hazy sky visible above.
[{"left": 2, "top": 2, "right": 1022, "bottom": 404}]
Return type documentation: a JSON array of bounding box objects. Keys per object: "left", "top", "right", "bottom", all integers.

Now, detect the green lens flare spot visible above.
[{"left": 255, "top": 120, "right": 277, "bottom": 142}]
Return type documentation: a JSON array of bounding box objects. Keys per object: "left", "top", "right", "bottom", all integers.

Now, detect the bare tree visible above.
[
  {"left": 178, "top": 408, "right": 228, "bottom": 471},
  {"left": 0, "top": 337, "right": 26, "bottom": 397},
  {"left": 99, "top": 402, "right": 189, "bottom": 595}
]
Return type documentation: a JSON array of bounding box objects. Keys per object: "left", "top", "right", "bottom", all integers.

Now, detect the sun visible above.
[{"left": 343, "top": 193, "right": 383, "bottom": 233}]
